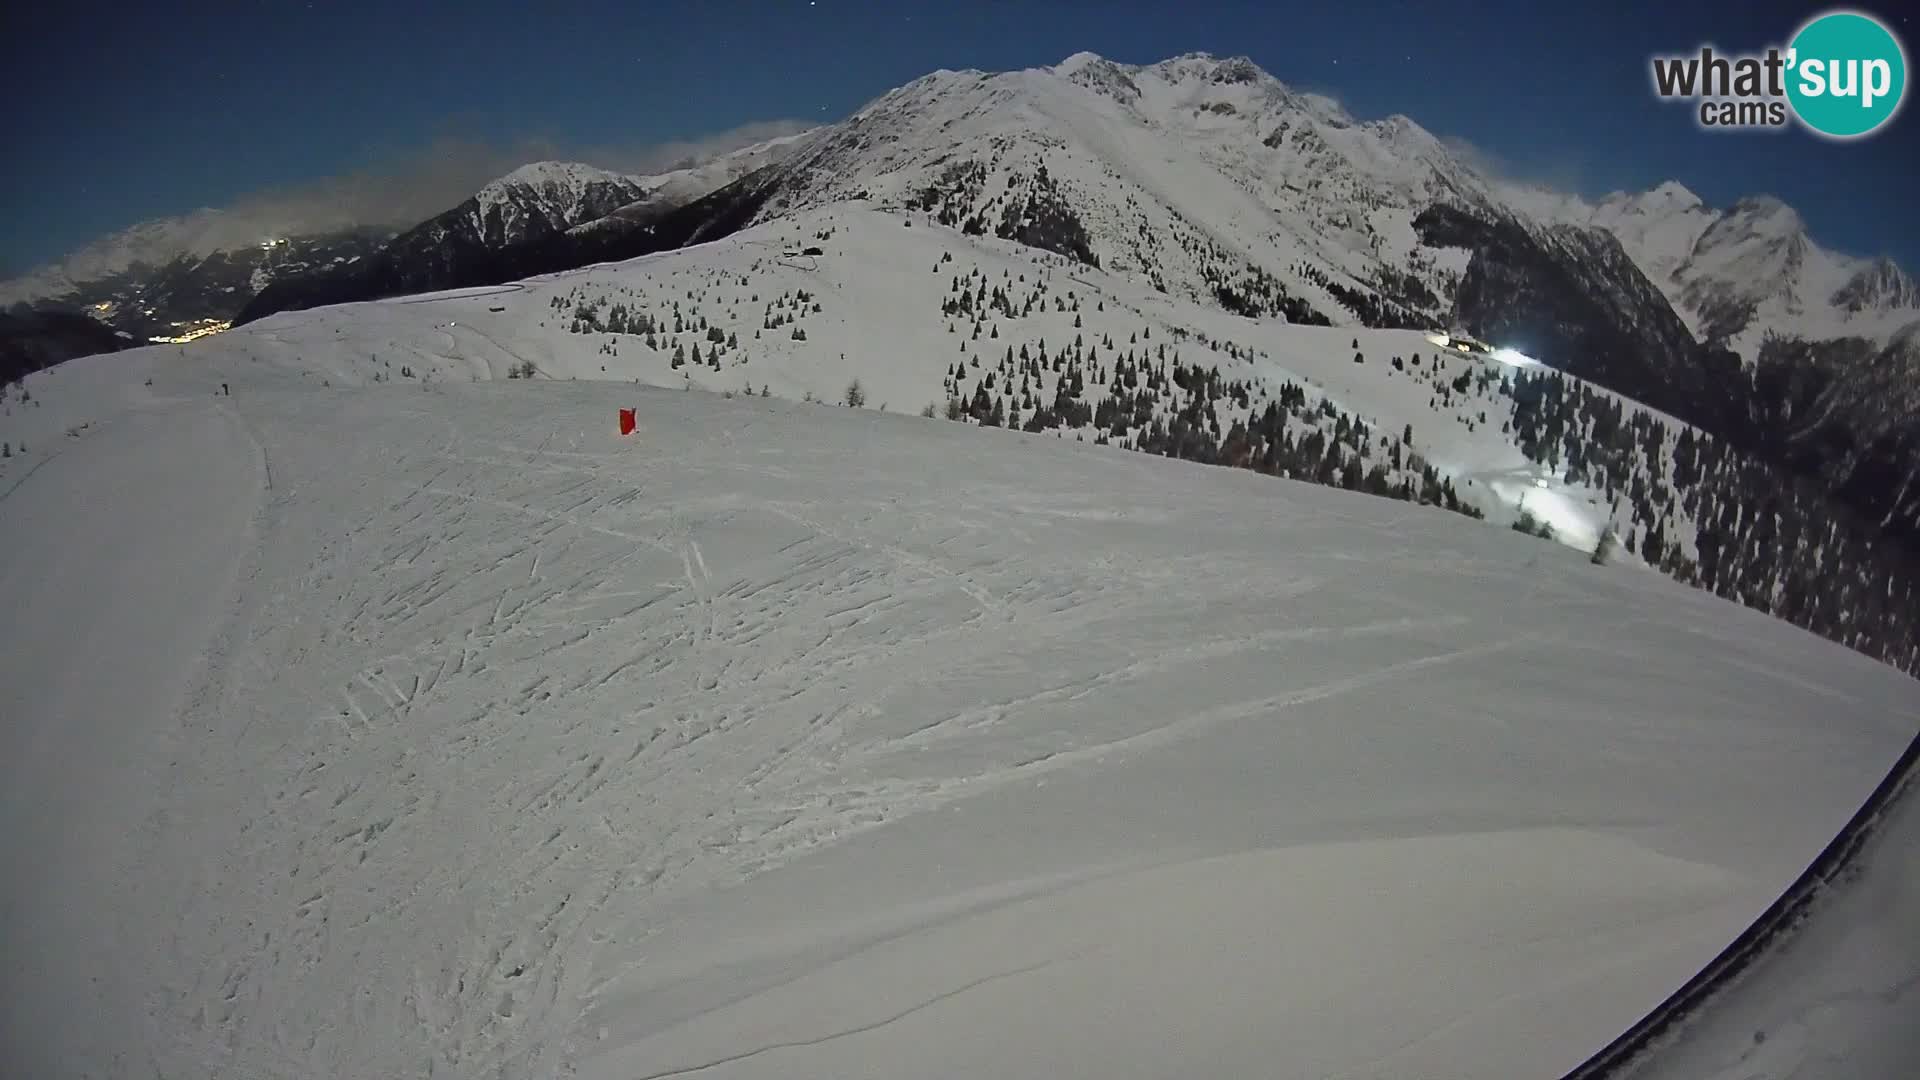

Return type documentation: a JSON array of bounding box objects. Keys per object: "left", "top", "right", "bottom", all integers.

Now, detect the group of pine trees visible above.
[
  {"left": 937, "top": 330, "right": 1482, "bottom": 522},
  {"left": 912, "top": 159, "right": 1100, "bottom": 269},
  {"left": 551, "top": 276, "right": 824, "bottom": 374},
  {"left": 1502, "top": 369, "right": 1919, "bottom": 674},
  {"left": 920, "top": 254, "right": 1915, "bottom": 673}
]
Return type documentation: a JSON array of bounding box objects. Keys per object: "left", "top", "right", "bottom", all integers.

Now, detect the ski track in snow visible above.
[{"left": 2, "top": 339, "right": 1918, "bottom": 1079}]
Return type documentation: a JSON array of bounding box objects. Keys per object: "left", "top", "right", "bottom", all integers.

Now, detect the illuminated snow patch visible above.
[
  {"left": 1487, "top": 474, "right": 1602, "bottom": 550},
  {"left": 1492, "top": 347, "right": 1543, "bottom": 369},
  {"left": 1520, "top": 488, "right": 1599, "bottom": 549}
]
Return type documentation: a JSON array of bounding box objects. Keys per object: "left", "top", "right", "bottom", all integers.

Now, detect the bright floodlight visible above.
[
  {"left": 1491, "top": 347, "right": 1540, "bottom": 368},
  {"left": 1425, "top": 333, "right": 1451, "bottom": 347}
]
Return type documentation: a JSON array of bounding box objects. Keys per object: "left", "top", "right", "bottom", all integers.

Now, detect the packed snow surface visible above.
[
  {"left": 2, "top": 289, "right": 1917, "bottom": 1079},
  {"left": 1626, "top": 755, "right": 1920, "bottom": 1080}
]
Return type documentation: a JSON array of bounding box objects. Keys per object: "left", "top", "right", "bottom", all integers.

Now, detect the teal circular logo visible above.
[{"left": 1786, "top": 10, "right": 1907, "bottom": 138}]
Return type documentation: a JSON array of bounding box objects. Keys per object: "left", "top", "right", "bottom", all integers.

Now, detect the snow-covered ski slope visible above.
[
  {"left": 1576, "top": 734, "right": 1920, "bottom": 1080},
  {"left": 2, "top": 262, "right": 1917, "bottom": 1079},
  {"left": 1630, "top": 776, "right": 1920, "bottom": 1080},
  {"left": 231, "top": 204, "right": 1680, "bottom": 554}
]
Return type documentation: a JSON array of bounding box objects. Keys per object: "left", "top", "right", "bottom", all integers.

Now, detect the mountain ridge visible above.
[
  {"left": 18, "top": 51, "right": 1920, "bottom": 550},
  {"left": 0, "top": 133, "right": 816, "bottom": 343},
  {"left": 1509, "top": 180, "right": 1919, "bottom": 350}
]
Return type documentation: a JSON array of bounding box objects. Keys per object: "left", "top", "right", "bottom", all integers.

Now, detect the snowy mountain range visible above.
[
  {"left": 0, "top": 225, "right": 391, "bottom": 342},
  {"left": 0, "top": 206, "right": 382, "bottom": 310},
  {"left": 467, "top": 161, "right": 656, "bottom": 247},
  {"left": 232, "top": 132, "right": 812, "bottom": 325},
  {"left": 235, "top": 54, "right": 1919, "bottom": 384},
  {"left": 11, "top": 51, "right": 1920, "bottom": 543},
  {"left": 1507, "top": 181, "right": 1920, "bottom": 351},
  {"left": 0, "top": 132, "right": 813, "bottom": 352},
  {"left": 418, "top": 48, "right": 1909, "bottom": 552}
]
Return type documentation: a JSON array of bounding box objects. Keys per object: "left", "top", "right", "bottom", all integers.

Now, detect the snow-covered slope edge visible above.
[
  {"left": 2, "top": 334, "right": 1916, "bottom": 1079},
  {"left": 1567, "top": 731, "right": 1920, "bottom": 1079},
  {"left": 196, "top": 203, "right": 1920, "bottom": 675}
]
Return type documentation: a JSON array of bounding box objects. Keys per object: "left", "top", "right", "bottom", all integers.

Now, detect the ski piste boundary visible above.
[{"left": 1558, "top": 728, "right": 1920, "bottom": 1079}]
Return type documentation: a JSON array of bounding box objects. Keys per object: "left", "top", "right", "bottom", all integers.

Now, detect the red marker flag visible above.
[{"left": 618, "top": 408, "right": 636, "bottom": 436}]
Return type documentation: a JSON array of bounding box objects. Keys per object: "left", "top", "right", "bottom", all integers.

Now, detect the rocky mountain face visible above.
[
  {"left": 466, "top": 162, "right": 655, "bottom": 247},
  {"left": 0, "top": 309, "right": 136, "bottom": 385},
  {"left": 1743, "top": 330, "right": 1920, "bottom": 548},
  {"left": 233, "top": 162, "right": 657, "bottom": 311}
]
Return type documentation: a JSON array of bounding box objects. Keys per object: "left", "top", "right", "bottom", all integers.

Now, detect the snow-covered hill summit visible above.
[{"left": 2, "top": 292, "right": 1915, "bottom": 1078}]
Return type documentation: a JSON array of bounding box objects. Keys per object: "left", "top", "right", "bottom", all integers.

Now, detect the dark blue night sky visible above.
[{"left": 4, "top": 0, "right": 1914, "bottom": 274}]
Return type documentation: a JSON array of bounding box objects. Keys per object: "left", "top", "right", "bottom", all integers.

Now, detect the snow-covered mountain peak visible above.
[
  {"left": 1146, "top": 50, "right": 1221, "bottom": 74},
  {"left": 1580, "top": 184, "right": 1720, "bottom": 296},
  {"left": 1137, "top": 52, "right": 1291, "bottom": 98},
  {"left": 1294, "top": 91, "right": 1356, "bottom": 126},
  {"left": 1144, "top": 51, "right": 1262, "bottom": 81},
  {"left": 1832, "top": 256, "right": 1920, "bottom": 313},
  {"left": 1598, "top": 179, "right": 1706, "bottom": 217},
  {"left": 475, "top": 161, "right": 642, "bottom": 217},
  {"left": 1364, "top": 114, "right": 1457, "bottom": 163},
  {"left": 738, "top": 47, "right": 1510, "bottom": 316},
  {"left": 1672, "top": 198, "right": 1815, "bottom": 338},
  {"left": 461, "top": 161, "right": 654, "bottom": 247},
  {"left": 487, "top": 160, "right": 627, "bottom": 188},
  {"left": 1053, "top": 51, "right": 1145, "bottom": 104},
  {"left": 1721, "top": 193, "right": 1806, "bottom": 237},
  {"left": 1052, "top": 50, "right": 1108, "bottom": 76},
  {"left": 1647, "top": 179, "right": 1704, "bottom": 209},
  {"left": 1505, "top": 173, "right": 1911, "bottom": 350},
  {"left": 1687, "top": 196, "right": 1811, "bottom": 287}
]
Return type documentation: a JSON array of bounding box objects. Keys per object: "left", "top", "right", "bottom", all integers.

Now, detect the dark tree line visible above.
[
  {"left": 1293, "top": 262, "right": 1434, "bottom": 330},
  {"left": 941, "top": 335, "right": 1482, "bottom": 523},
  {"left": 552, "top": 277, "right": 822, "bottom": 371},
  {"left": 1505, "top": 368, "right": 1919, "bottom": 674}
]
